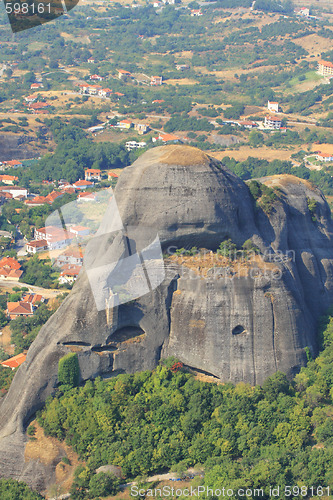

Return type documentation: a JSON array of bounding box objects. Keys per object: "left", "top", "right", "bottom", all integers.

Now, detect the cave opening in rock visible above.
[
  {"left": 232, "top": 325, "right": 247, "bottom": 335},
  {"left": 109, "top": 326, "right": 145, "bottom": 343}
]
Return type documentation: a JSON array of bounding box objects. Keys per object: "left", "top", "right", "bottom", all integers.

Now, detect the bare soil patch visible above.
[{"left": 211, "top": 146, "right": 298, "bottom": 162}]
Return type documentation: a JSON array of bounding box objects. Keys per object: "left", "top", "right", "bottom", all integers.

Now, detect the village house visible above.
[
  {"left": 6, "top": 301, "right": 33, "bottom": 320},
  {"left": 22, "top": 293, "right": 45, "bottom": 306},
  {"left": 191, "top": 9, "right": 203, "bottom": 16},
  {"left": 116, "top": 119, "right": 133, "bottom": 130},
  {"left": 151, "top": 76, "right": 162, "bottom": 86},
  {"left": 29, "top": 102, "right": 50, "bottom": 111},
  {"left": 0, "top": 192, "right": 13, "bottom": 205},
  {"left": 90, "top": 74, "right": 104, "bottom": 81},
  {"left": 237, "top": 121, "right": 258, "bottom": 129},
  {"left": 295, "top": 7, "right": 310, "bottom": 17},
  {"left": 1, "top": 353, "right": 26, "bottom": 370},
  {"left": 77, "top": 192, "right": 97, "bottom": 202},
  {"left": 176, "top": 64, "right": 189, "bottom": 71},
  {"left": 0, "top": 174, "right": 18, "bottom": 185},
  {"left": 24, "top": 196, "right": 48, "bottom": 207},
  {"left": 30, "top": 83, "right": 43, "bottom": 90},
  {"left": 154, "top": 133, "right": 181, "bottom": 144},
  {"left": 68, "top": 225, "right": 91, "bottom": 238},
  {"left": 26, "top": 239, "right": 48, "bottom": 254},
  {"left": 134, "top": 123, "right": 149, "bottom": 135},
  {"left": 108, "top": 172, "right": 119, "bottom": 181},
  {"left": 0, "top": 257, "right": 23, "bottom": 281},
  {"left": 99, "top": 88, "right": 113, "bottom": 98},
  {"left": 24, "top": 190, "right": 63, "bottom": 207},
  {"left": 85, "top": 169, "right": 102, "bottom": 181},
  {"left": 125, "top": 141, "right": 147, "bottom": 151},
  {"left": 55, "top": 248, "right": 83, "bottom": 268},
  {"left": 264, "top": 116, "right": 282, "bottom": 129},
  {"left": 318, "top": 60, "right": 333, "bottom": 77},
  {"left": 25, "top": 95, "right": 38, "bottom": 103},
  {"left": 79, "top": 84, "right": 103, "bottom": 95},
  {"left": 87, "top": 57, "right": 95, "bottom": 64},
  {"left": 0, "top": 186, "right": 28, "bottom": 199},
  {"left": 267, "top": 101, "right": 279, "bottom": 113},
  {"left": 117, "top": 69, "right": 132, "bottom": 80},
  {"left": 73, "top": 179, "right": 94, "bottom": 190},
  {"left": 34, "top": 226, "right": 73, "bottom": 250},
  {"left": 58, "top": 265, "right": 82, "bottom": 285},
  {"left": 2, "top": 160, "right": 23, "bottom": 169},
  {"left": 317, "top": 152, "right": 333, "bottom": 162}
]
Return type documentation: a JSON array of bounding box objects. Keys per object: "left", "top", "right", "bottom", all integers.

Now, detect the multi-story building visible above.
[{"left": 318, "top": 60, "right": 333, "bottom": 77}]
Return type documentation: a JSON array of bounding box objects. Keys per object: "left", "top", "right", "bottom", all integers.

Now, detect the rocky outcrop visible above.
[{"left": 0, "top": 146, "right": 333, "bottom": 489}]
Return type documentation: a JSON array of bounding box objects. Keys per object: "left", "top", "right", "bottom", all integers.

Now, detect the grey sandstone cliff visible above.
[{"left": 0, "top": 145, "right": 333, "bottom": 489}]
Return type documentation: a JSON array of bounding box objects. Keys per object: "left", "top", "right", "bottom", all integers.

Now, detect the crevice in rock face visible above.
[
  {"left": 155, "top": 344, "right": 163, "bottom": 364},
  {"left": 270, "top": 299, "right": 278, "bottom": 371},
  {"left": 91, "top": 344, "right": 118, "bottom": 352},
  {"left": 59, "top": 341, "right": 91, "bottom": 347},
  {"left": 183, "top": 364, "right": 220, "bottom": 380}
]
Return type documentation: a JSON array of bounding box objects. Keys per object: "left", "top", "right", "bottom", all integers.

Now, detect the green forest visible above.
[{"left": 35, "top": 308, "right": 333, "bottom": 499}]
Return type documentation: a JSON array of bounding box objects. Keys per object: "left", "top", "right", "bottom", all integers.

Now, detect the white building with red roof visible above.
[
  {"left": 264, "top": 116, "right": 282, "bottom": 129},
  {"left": 34, "top": 226, "right": 73, "bottom": 250},
  {"left": 267, "top": 101, "right": 279, "bottom": 113},
  {"left": 117, "top": 69, "right": 132, "bottom": 79},
  {"left": 73, "top": 179, "right": 94, "bottom": 190},
  {"left": 59, "top": 265, "right": 82, "bottom": 285},
  {"left": 318, "top": 60, "right": 333, "bottom": 77},
  {"left": 6, "top": 301, "right": 33, "bottom": 319},
  {"left": 90, "top": 74, "right": 104, "bottom": 81},
  {"left": 0, "top": 257, "right": 23, "bottom": 281},
  {"left": 0, "top": 174, "right": 18, "bottom": 185},
  {"left": 2, "top": 160, "right": 23, "bottom": 169},
  {"left": 317, "top": 152, "right": 333, "bottom": 162},
  {"left": 85, "top": 169, "right": 102, "bottom": 181},
  {"left": 26, "top": 239, "right": 48, "bottom": 253},
  {"left": 150, "top": 76, "right": 162, "bottom": 86}
]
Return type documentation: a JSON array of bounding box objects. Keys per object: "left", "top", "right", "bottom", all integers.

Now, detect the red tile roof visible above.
[
  {"left": 0, "top": 175, "right": 18, "bottom": 182},
  {"left": 73, "top": 179, "right": 94, "bottom": 187},
  {"left": 1, "top": 353, "right": 26, "bottom": 369},
  {"left": 0, "top": 257, "right": 21, "bottom": 270},
  {"left": 29, "top": 102, "right": 49, "bottom": 109},
  {"left": 0, "top": 268, "right": 23, "bottom": 279},
  {"left": 22, "top": 293, "right": 43, "bottom": 305},
  {"left": 60, "top": 265, "right": 82, "bottom": 276},
  {"left": 27, "top": 239, "right": 48, "bottom": 248},
  {"left": 159, "top": 133, "right": 180, "bottom": 142},
  {"left": 85, "top": 169, "right": 101, "bottom": 174},
  {"left": 319, "top": 60, "right": 333, "bottom": 69},
  {"left": 4, "top": 160, "right": 22, "bottom": 167},
  {"left": 7, "top": 301, "right": 33, "bottom": 316}
]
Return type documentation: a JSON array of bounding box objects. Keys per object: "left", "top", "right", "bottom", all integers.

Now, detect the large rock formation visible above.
[{"left": 0, "top": 145, "right": 333, "bottom": 489}]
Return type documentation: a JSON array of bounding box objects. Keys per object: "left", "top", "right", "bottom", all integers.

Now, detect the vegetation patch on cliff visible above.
[{"left": 36, "top": 308, "right": 333, "bottom": 499}]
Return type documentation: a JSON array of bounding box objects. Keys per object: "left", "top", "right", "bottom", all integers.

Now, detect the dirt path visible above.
[{"left": 0, "top": 280, "right": 64, "bottom": 299}]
